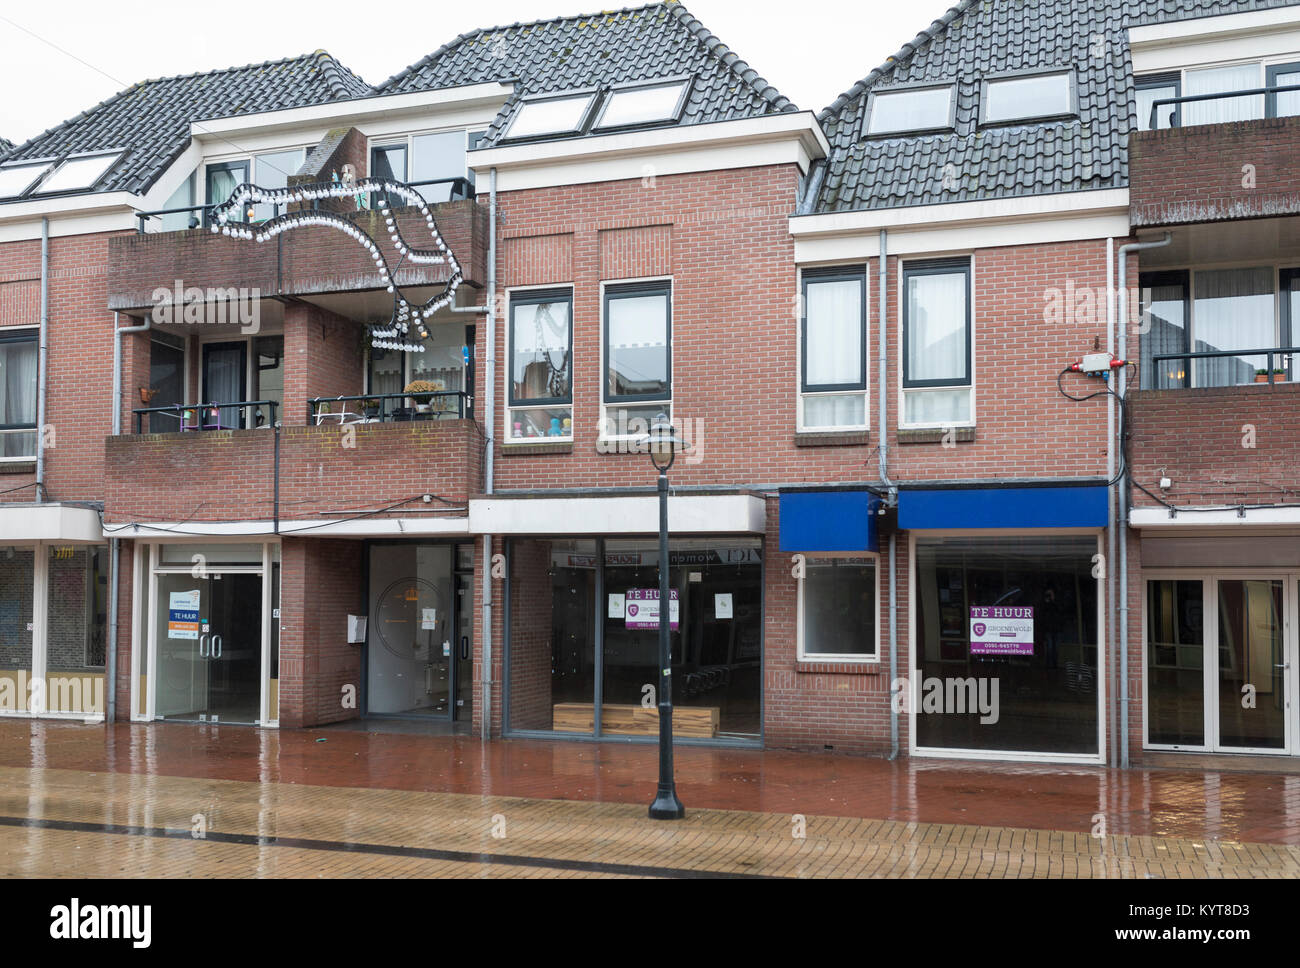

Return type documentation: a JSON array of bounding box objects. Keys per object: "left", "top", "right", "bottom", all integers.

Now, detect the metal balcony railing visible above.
[
  {"left": 1151, "top": 346, "right": 1300, "bottom": 389},
  {"left": 131, "top": 401, "right": 279, "bottom": 434},
  {"left": 307, "top": 391, "right": 471, "bottom": 425},
  {"left": 1148, "top": 82, "right": 1300, "bottom": 130}
]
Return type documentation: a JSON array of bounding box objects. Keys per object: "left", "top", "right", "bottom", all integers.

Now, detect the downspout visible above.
[
  {"left": 879, "top": 228, "right": 901, "bottom": 760},
  {"left": 36, "top": 219, "right": 49, "bottom": 502},
  {"left": 109, "top": 309, "right": 153, "bottom": 727},
  {"left": 481, "top": 168, "right": 497, "bottom": 742},
  {"left": 1116, "top": 232, "right": 1171, "bottom": 769},
  {"left": 1106, "top": 239, "right": 1117, "bottom": 768}
]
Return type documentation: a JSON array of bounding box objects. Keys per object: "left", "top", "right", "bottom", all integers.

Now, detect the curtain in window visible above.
[
  {"left": 1136, "top": 84, "right": 1178, "bottom": 131},
  {"left": 204, "top": 346, "right": 244, "bottom": 407},
  {"left": 512, "top": 302, "right": 571, "bottom": 402},
  {"left": 607, "top": 293, "right": 668, "bottom": 398},
  {"left": 0, "top": 339, "right": 36, "bottom": 457},
  {"left": 907, "top": 271, "right": 967, "bottom": 383},
  {"left": 369, "top": 348, "right": 403, "bottom": 397},
  {"left": 206, "top": 167, "right": 241, "bottom": 209},
  {"left": 804, "top": 395, "right": 866, "bottom": 428},
  {"left": 1139, "top": 279, "right": 1188, "bottom": 389},
  {"left": 1193, "top": 267, "right": 1275, "bottom": 387},
  {"left": 1184, "top": 64, "right": 1262, "bottom": 125},
  {"left": 903, "top": 387, "right": 971, "bottom": 426},
  {"left": 805, "top": 278, "right": 862, "bottom": 388},
  {"left": 1274, "top": 67, "right": 1300, "bottom": 117}
]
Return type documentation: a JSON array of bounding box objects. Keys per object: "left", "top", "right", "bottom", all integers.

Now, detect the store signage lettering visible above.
[
  {"left": 625, "top": 589, "right": 679, "bottom": 631},
  {"left": 969, "top": 606, "right": 1034, "bottom": 655},
  {"left": 168, "top": 590, "right": 201, "bottom": 641}
]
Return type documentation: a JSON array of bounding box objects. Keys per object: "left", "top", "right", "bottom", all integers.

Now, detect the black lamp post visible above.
[{"left": 644, "top": 413, "right": 687, "bottom": 821}]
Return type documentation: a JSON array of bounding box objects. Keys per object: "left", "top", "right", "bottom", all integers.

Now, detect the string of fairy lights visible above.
[{"left": 209, "top": 179, "right": 464, "bottom": 353}]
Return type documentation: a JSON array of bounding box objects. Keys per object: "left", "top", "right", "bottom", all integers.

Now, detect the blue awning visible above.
[
  {"left": 779, "top": 490, "right": 880, "bottom": 553},
  {"left": 898, "top": 486, "right": 1109, "bottom": 530}
]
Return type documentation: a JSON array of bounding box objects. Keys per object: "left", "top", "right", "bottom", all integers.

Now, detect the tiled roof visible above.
[
  {"left": 1, "top": 52, "right": 370, "bottom": 199},
  {"left": 376, "top": 1, "right": 796, "bottom": 145},
  {"left": 813, "top": 0, "right": 1300, "bottom": 214},
  {"left": 0, "top": 138, "right": 13, "bottom": 160}
]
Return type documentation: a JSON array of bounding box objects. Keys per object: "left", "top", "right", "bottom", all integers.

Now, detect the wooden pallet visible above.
[{"left": 552, "top": 703, "right": 719, "bottom": 738}]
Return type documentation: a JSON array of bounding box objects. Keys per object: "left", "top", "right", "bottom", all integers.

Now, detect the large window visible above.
[
  {"left": 603, "top": 281, "right": 671, "bottom": 439},
  {"left": 981, "top": 71, "right": 1075, "bottom": 125},
  {"left": 1146, "top": 579, "right": 1204, "bottom": 747},
  {"left": 864, "top": 85, "right": 955, "bottom": 136},
  {"left": 0, "top": 330, "right": 37, "bottom": 460},
  {"left": 902, "top": 258, "right": 972, "bottom": 427},
  {"left": 798, "top": 557, "right": 878, "bottom": 660},
  {"left": 800, "top": 268, "right": 867, "bottom": 430},
  {"left": 1136, "top": 60, "right": 1300, "bottom": 130},
  {"left": 367, "top": 323, "right": 474, "bottom": 418},
  {"left": 1139, "top": 266, "right": 1300, "bottom": 389},
  {"left": 503, "top": 93, "right": 598, "bottom": 141},
  {"left": 508, "top": 289, "right": 573, "bottom": 441},
  {"left": 370, "top": 130, "right": 485, "bottom": 204},
  {"left": 1136, "top": 73, "right": 1182, "bottom": 131},
  {"left": 594, "top": 79, "right": 690, "bottom": 130}
]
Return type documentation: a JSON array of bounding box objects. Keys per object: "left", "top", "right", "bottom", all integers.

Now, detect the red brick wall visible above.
[
  {"left": 283, "top": 302, "right": 363, "bottom": 426},
  {"left": 1131, "top": 117, "right": 1300, "bottom": 227}
]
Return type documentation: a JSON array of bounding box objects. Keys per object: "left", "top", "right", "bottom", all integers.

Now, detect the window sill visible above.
[
  {"left": 795, "top": 660, "right": 880, "bottom": 675},
  {"left": 502, "top": 441, "right": 573, "bottom": 456},
  {"left": 897, "top": 426, "right": 977, "bottom": 445},
  {"left": 0, "top": 461, "right": 36, "bottom": 475},
  {"left": 795, "top": 430, "right": 870, "bottom": 448}
]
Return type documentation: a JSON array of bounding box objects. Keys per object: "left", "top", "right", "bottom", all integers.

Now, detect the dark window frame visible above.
[
  {"left": 203, "top": 159, "right": 250, "bottom": 226},
  {"left": 591, "top": 75, "right": 694, "bottom": 133},
  {"left": 1266, "top": 61, "right": 1300, "bottom": 118},
  {"left": 602, "top": 280, "right": 673, "bottom": 405},
  {"left": 499, "top": 88, "right": 602, "bottom": 145},
  {"left": 509, "top": 288, "right": 575, "bottom": 408},
  {"left": 1136, "top": 72, "right": 1183, "bottom": 130},
  {"left": 902, "top": 257, "right": 972, "bottom": 390},
  {"left": 979, "top": 66, "right": 1078, "bottom": 127},
  {"left": 801, "top": 267, "right": 867, "bottom": 394},
  {"left": 1138, "top": 269, "right": 1190, "bottom": 390},
  {"left": 862, "top": 82, "right": 958, "bottom": 139},
  {"left": 0, "top": 328, "right": 38, "bottom": 435}
]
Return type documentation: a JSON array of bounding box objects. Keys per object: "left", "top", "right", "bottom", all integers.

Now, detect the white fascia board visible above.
[
  {"left": 0, "top": 191, "right": 140, "bottom": 240},
  {"left": 469, "top": 494, "right": 767, "bottom": 536},
  {"left": 189, "top": 82, "right": 515, "bottom": 144},
  {"left": 1131, "top": 507, "right": 1300, "bottom": 530},
  {"left": 0, "top": 505, "right": 104, "bottom": 543},
  {"left": 1129, "top": 7, "right": 1300, "bottom": 72},
  {"left": 469, "top": 112, "right": 828, "bottom": 191},
  {"left": 108, "top": 518, "right": 472, "bottom": 539},
  {"left": 790, "top": 189, "right": 1131, "bottom": 263},
  {"left": 1129, "top": 5, "right": 1300, "bottom": 49}
]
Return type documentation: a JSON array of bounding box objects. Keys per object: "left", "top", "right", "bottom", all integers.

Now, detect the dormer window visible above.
[
  {"left": 33, "top": 151, "right": 121, "bottom": 195},
  {"left": 981, "top": 71, "right": 1075, "bottom": 125},
  {"left": 593, "top": 78, "right": 690, "bottom": 131},
  {"left": 864, "top": 85, "right": 955, "bottom": 137},
  {"left": 503, "top": 91, "right": 598, "bottom": 141}
]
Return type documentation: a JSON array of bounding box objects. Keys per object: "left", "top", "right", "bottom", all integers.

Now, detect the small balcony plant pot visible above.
[{"left": 403, "top": 380, "right": 444, "bottom": 415}]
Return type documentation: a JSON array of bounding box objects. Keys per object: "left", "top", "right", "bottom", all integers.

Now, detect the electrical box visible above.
[
  {"left": 347, "top": 615, "right": 367, "bottom": 644},
  {"left": 1081, "top": 352, "right": 1112, "bottom": 375}
]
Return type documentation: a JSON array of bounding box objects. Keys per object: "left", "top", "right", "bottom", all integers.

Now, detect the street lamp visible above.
[{"left": 642, "top": 413, "right": 688, "bottom": 821}]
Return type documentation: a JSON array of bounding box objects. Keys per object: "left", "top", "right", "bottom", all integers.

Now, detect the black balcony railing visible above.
[
  {"left": 1148, "top": 82, "right": 1300, "bottom": 130},
  {"left": 307, "top": 391, "right": 471, "bottom": 425},
  {"left": 132, "top": 401, "right": 279, "bottom": 434},
  {"left": 1151, "top": 346, "right": 1300, "bottom": 389},
  {"left": 134, "top": 177, "right": 476, "bottom": 234}
]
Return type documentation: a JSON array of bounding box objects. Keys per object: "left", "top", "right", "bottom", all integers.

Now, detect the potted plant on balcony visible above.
[
  {"left": 404, "top": 380, "right": 444, "bottom": 414},
  {"left": 1255, "top": 369, "right": 1289, "bottom": 384},
  {"left": 359, "top": 398, "right": 382, "bottom": 420}
]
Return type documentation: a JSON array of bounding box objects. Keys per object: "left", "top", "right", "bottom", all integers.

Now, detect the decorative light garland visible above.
[{"left": 209, "top": 179, "right": 464, "bottom": 353}]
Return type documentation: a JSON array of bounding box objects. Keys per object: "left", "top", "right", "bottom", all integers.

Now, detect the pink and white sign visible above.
[
  {"left": 626, "top": 589, "right": 679, "bottom": 631},
  {"left": 970, "top": 606, "right": 1034, "bottom": 655}
]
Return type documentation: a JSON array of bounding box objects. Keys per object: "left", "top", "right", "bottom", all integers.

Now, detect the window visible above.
[
  {"left": 981, "top": 71, "right": 1074, "bottom": 124},
  {"left": 503, "top": 93, "right": 597, "bottom": 141},
  {"left": 33, "top": 151, "right": 120, "bottom": 195},
  {"left": 1184, "top": 63, "right": 1262, "bottom": 125},
  {"left": 0, "top": 329, "right": 37, "bottom": 459},
  {"left": 370, "top": 131, "right": 482, "bottom": 204},
  {"left": 367, "top": 325, "right": 474, "bottom": 418},
  {"left": 902, "top": 258, "right": 972, "bottom": 427},
  {"left": 864, "top": 85, "right": 954, "bottom": 136},
  {"left": 204, "top": 160, "right": 249, "bottom": 225},
  {"left": 1137, "top": 270, "right": 1189, "bottom": 390},
  {"left": 594, "top": 79, "right": 690, "bottom": 130},
  {"left": 800, "top": 268, "right": 867, "bottom": 430},
  {"left": 1136, "top": 73, "right": 1181, "bottom": 131},
  {"left": 603, "top": 281, "right": 671, "bottom": 438},
  {"left": 798, "top": 557, "right": 878, "bottom": 660},
  {"left": 249, "top": 148, "right": 305, "bottom": 220},
  {"left": 0, "top": 162, "right": 53, "bottom": 199},
  {"left": 508, "top": 289, "right": 573, "bottom": 441},
  {"left": 1267, "top": 61, "right": 1300, "bottom": 118}
]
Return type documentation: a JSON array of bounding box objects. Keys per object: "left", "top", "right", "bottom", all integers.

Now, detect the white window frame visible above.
[
  {"left": 897, "top": 254, "right": 977, "bottom": 431},
  {"left": 1136, "top": 54, "right": 1300, "bottom": 128},
  {"left": 796, "top": 552, "right": 882, "bottom": 663},
  {"left": 598, "top": 276, "right": 674, "bottom": 443},
  {"left": 503, "top": 283, "right": 575, "bottom": 444},
  {"left": 797, "top": 265, "right": 870, "bottom": 433}
]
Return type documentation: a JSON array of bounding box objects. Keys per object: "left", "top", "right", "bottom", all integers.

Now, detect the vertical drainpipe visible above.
[
  {"left": 36, "top": 219, "right": 49, "bottom": 503},
  {"left": 1106, "top": 239, "right": 1117, "bottom": 768},
  {"left": 481, "top": 168, "right": 497, "bottom": 741},
  {"left": 109, "top": 310, "right": 152, "bottom": 726},
  {"left": 880, "top": 229, "right": 901, "bottom": 760},
  {"left": 1116, "top": 232, "right": 1171, "bottom": 769}
]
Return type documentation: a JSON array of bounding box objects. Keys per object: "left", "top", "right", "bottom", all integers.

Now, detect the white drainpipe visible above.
[
  {"left": 481, "top": 168, "right": 497, "bottom": 741},
  {"left": 36, "top": 219, "right": 49, "bottom": 502}
]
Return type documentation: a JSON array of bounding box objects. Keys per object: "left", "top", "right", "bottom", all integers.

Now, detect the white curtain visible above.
[
  {"left": 804, "top": 394, "right": 865, "bottom": 428},
  {"left": 1, "top": 339, "right": 37, "bottom": 457},
  {"left": 607, "top": 294, "right": 668, "bottom": 397},
  {"left": 1193, "top": 267, "right": 1275, "bottom": 387},
  {"left": 1185, "top": 64, "right": 1262, "bottom": 125},
  {"left": 904, "top": 388, "right": 971, "bottom": 426},
  {"left": 805, "top": 278, "right": 862, "bottom": 387},
  {"left": 1276, "top": 68, "right": 1300, "bottom": 118},
  {"left": 907, "top": 271, "right": 967, "bottom": 382}
]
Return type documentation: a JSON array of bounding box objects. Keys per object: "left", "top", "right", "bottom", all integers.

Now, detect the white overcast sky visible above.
[{"left": 0, "top": 0, "right": 959, "bottom": 144}]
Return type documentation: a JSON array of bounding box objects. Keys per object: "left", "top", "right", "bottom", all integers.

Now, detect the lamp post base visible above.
[{"left": 649, "top": 785, "right": 685, "bottom": 821}]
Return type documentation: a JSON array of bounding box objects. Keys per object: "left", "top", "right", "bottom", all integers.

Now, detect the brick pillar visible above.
[
  {"left": 119, "top": 322, "right": 152, "bottom": 434},
  {"left": 282, "top": 303, "right": 364, "bottom": 426}
]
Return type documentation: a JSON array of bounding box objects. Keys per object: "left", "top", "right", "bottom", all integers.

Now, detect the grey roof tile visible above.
[
  {"left": 814, "top": 0, "right": 1300, "bottom": 214},
  {"left": 2, "top": 51, "right": 370, "bottom": 200},
  {"left": 0, "top": 138, "right": 13, "bottom": 160},
  {"left": 376, "top": 1, "right": 796, "bottom": 146}
]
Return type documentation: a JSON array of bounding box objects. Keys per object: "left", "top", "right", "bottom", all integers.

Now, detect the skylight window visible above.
[
  {"left": 982, "top": 72, "right": 1075, "bottom": 124},
  {"left": 865, "top": 86, "right": 955, "bottom": 136},
  {"left": 504, "top": 94, "right": 597, "bottom": 140},
  {"left": 0, "top": 162, "right": 54, "bottom": 199},
  {"left": 594, "top": 80, "right": 689, "bottom": 130},
  {"left": 34, "top": 151, "right": 121, "bottom": 194}
]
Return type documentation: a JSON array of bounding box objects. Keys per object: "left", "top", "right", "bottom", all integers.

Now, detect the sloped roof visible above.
[
  {"left": 1, "top": 51, "right": 370, "bottom": 200},
  {"left": 0, "top": 138, "right": 13, "bottom": 160},
  {"left": 376, "top": 1, "right": 796, "bottom": 145},
  {"left": 813, "top": 0, "right": 1300, "bottom": 214}
]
